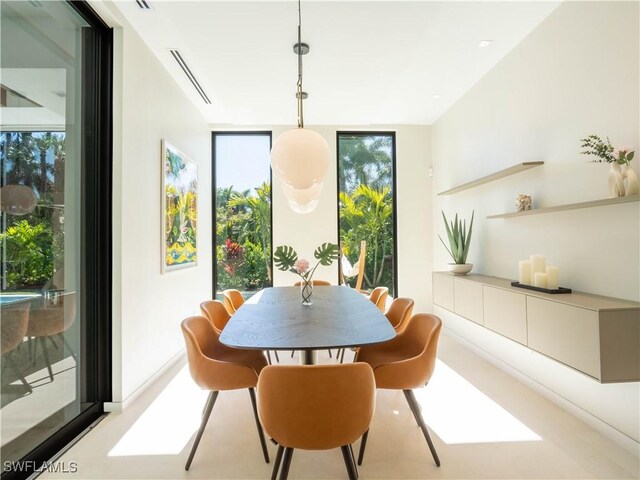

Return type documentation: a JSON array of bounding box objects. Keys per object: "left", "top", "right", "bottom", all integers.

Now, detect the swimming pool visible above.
[{"left": 0, "top": 293, "right": 42, "bottom": 305}]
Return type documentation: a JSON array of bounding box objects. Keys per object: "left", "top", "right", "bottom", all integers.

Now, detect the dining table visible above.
[{"left": 219, "top": 285, "right": 396, "bottom": 364}]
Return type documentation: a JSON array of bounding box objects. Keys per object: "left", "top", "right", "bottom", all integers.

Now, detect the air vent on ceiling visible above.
[
  {"left": 135, "top": 0, "right": 151, "bottom": 10},
  {"left": 169, "top": 50, "right": 212, "bottom": 105}
]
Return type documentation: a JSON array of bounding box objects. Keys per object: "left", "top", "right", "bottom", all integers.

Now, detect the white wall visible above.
[
  {"left": 431, "top": 1, "right": 639, "bottom": 445},
  {"left": 95, "top": 2, "right": 212, "bottom": 407},
  {"left": 213, "top": 125, "right": 433, "bottom": 313}
]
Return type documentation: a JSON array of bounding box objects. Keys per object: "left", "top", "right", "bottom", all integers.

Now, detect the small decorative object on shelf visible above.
[
  {"left": 516, "top": 194, "right": 532, "bottom": 212},
  {"left": 515, "top": 255, "right": 565, "bottom": 291},
  {"left": 439, "top": 210, "right": 474, "bottom": 275},
  {"left": 274, "top": 242, "right": 339, "bottom": 305},
  {"left": 580, "top": 134, "right": 636, "bottom": 197},
  {"left": 511, "top": 281, "right": 572, "bottom": 294}
]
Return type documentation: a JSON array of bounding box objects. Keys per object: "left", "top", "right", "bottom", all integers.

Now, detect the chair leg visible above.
[
  {"left": 403, "top": 389, "right": 440, "bottom": 467},
  {"left": 279, "top": 447, "right": 294, "bottom": 480},
  {"left": 290, "top": 350, "right": 295, "bottom": 358},
  {"left": 5, "top": 354, "right": 32, "bottom": 393},
  {"left": 38, "top": 337, "right": 54, "bottom": 381},
  {"left": 340, "top": 445, "right": 358, "bottom": 480},
  {"left": 357, "top": 429, "right": 369, "bottom": 466},
  {"left": 348, "top": 443, "right": 358, "bottom": 478},
  {"left": 266, "top": 350, "right": 273, "bottom": 365},
  {"left": 60, "top": 334, "right": 77, "bottom": 360},
  {"left": 248, "top": 388, "right": 270, "bottom": 463},
  {"left": 271, "top": 445, "right": 284, "bottom": 480},
  {"left": 340, "top": 348, "right": 346, "bottom": 364},
  {"left": 47, "top": 334, "right": 60, "bottom": 350},
  {"left": 185, "top": 390, "right": 218, "bottom": 470},
  {"left": 273, "top": 351, "right": 280, "bottom": 363},
  {"left": 327, "top": 349, "right": 332, "bottom": 358}
]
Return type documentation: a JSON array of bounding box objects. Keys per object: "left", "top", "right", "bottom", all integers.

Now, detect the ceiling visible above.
[{"left": 111, "top": 1, "right": 560, "bottom": 126}]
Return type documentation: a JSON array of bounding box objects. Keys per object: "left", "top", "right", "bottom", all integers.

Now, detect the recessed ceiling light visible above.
[
  {"left": 432, "top": 94, "right": 441, "bottom": 100},
  {"left": 478, "top": 40, "right": 493, "bottom": 48}
]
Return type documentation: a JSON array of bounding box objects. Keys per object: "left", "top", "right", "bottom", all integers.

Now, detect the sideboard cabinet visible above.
[{"left": 433, "top": 272, "right": 640, "bottom": 383}]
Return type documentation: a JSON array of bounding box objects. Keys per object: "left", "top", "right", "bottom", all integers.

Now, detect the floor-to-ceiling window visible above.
[
  {"left": 212, "top": 132, "right": 272, "bottom": 299},
  {"left": 337, "top": 132, "right": 397, "bottom": 296},
  {"left": 0, "top": 1, "right": 111, "bottom": 477}
]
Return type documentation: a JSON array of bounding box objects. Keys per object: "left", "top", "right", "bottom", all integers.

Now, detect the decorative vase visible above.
[
  {"left": 300, "top": 279, "right": 313, "bottom": 305},
  {"left": 447, "top": 263, "right": 473, "bottom": 275},
  {"left": 608, "top": 163, "right": 625, "bottom": 197},
  {"left": 622, "top": 165, "right": 639, "bottom": 196}
]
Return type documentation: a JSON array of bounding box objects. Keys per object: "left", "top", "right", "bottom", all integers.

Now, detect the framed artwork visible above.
[{"left": 162, "top": 140, "right": 198, "bottom": 272}]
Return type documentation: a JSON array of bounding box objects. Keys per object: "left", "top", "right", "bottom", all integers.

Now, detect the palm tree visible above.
[{"left": 338, "top": 135, "right": 392, "bottom": 194}]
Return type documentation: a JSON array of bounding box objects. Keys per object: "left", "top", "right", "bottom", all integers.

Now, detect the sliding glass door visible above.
[{"left": 1, "top": 1, "right": 111, "bottom": 476}]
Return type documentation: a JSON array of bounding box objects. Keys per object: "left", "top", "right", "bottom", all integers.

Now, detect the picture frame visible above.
[{"left": 161, "top": 140, "right": 198, "bottom": 273}]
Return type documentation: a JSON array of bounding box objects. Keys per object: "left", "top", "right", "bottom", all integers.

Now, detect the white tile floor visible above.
[{"left": 41, "top": 334, "right": 639, "bottom": 479}]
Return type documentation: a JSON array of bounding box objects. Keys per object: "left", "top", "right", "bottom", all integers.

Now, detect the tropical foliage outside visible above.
[
  {"left": 0, "top": 132, "right": 65, "bottom": 291},
  {"left": 216, "top": 182, "right": 272, "bottom": 292},
  {"left": 338, "top": 135, "right": 395, "bottom": 294}
]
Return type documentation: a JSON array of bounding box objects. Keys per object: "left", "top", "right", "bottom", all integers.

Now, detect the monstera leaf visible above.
[
  {"left": 274, "top": 245, "right": 298, "bottom": 272},
  {"left": 314, "top": 242, "right": 339, "bottom": 266}
]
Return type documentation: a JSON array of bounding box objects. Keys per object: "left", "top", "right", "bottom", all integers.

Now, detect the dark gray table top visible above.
[{"left": 219, "top": 286, "right": 396, "bottom": 351}]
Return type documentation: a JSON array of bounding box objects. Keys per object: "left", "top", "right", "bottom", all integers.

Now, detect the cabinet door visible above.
[
  {"left": 483, "top": 286, "right": 527, "bottom": 344},
  {"left": 433, "top": 273, "right": 454, "bottom": 311},
  {"left": 527, "top": 297, "right": 600, "bottom": 379},
  {"left": 454, "top": 278, "right": 483, "bottom": 325}
]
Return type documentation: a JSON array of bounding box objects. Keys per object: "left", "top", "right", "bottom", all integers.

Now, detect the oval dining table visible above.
[{"left": 219, "top": 286, "right": 396, "bottom": 364}]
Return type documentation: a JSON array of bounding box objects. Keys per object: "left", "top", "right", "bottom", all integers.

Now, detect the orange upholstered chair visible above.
[
  {"left": 385, "top": 297, "right": 414, "bottom": 333},
  {"left": 354, "top": 313, "right": 442, "bottom": 467},
  {"left": 199, "top": 299, "right": 230, "bottom": 333},
  {"left": 1, "top": 302, "right": 31, "bottom": 391},
  {"left": 181, "top": 315, "right": 270, "bottom": 471},
  {"left": 221, "top": 288, "right": 245, "bottom": 314},
  {"left": 368, "top": 287, "right": 389, "bottom": 312},
  {"left": 292, "top": 280, "right": 332, "bottom": 286},
  {"left": 258, "top": 363, "right": 375, "bottom": 480}
]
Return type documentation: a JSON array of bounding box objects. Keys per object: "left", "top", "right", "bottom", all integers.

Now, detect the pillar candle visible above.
[
  {"left": 518, "top": 260, "right": 532, "bottom": 285},
  {"left": 533, "top": 272, "right": 547, "bottom": 288},
  {"left": 546, "top": 266, "right": 559, "bottom": 290},
  {"left": 530, "top": 254, "right": 546, "bottom": 275}
]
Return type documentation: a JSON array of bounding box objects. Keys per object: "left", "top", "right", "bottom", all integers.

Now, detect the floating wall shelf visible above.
[
  {"left": 438, "top": 161, "right": 544, "bottom": 196},
  {"left": 487, "top": 195, "right": 639, "bottom": 219}
]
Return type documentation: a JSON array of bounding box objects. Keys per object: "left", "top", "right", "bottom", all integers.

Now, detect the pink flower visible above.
[{"left": 294, "top": 258, "right": 309, "bottom": 275}]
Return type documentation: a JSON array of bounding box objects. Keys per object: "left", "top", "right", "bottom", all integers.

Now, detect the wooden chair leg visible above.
[
  {"left": 185, "top": 391, "right": 218, "bottom": 470},
  {"left": 403, "top": 389, "right": 440, "bottom": 466},
  {"left": 279, "top": 447, "right": 294, "bottom": 480},
  {"left": 271, "top": 445, "right": 284, "bottom": 480},
  {"left": 248, "top": 388, "right": 270, "bottom": 463},
  {"left": 357, "top": 429, "right": 369, "bottom": 466},
  {"left": 340, "top": 445, "right": 358, "bottom": 480}
]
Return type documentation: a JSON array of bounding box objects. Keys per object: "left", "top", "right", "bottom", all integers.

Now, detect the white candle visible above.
[
  {"left": 530, "top": 254, "right": 546, "bottom": 275},
  {"left": 533, "top": 272, "right": 547, "bottom": 288},
  {"left": 518, "top": 260, "right": 532, "bottom": 285},
  {"left": 546, "top": 266, "right": 559, "bottom": 290}
]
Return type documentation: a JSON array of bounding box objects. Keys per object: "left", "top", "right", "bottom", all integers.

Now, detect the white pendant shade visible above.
[
  {"left": 281, "top": 181, "right": 323, "bottom": 205},
  {"left": 0, "top": 185, "right": 37, "bottom": 216},
  {"left": 287, "top": 198, "right": 319, "bottom": 215},
  {"left": 271, "top": 127, "right": 330, "bottom": 190}
]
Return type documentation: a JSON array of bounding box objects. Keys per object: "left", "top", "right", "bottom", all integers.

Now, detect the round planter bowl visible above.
[{"left": 448, "top": 263, "right": 473, "bottom": 275}]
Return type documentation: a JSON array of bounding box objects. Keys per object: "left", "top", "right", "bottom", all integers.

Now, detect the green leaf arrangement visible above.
[
  {"left": 580, "top": 134, "right": 635, "bottom": 166},
  {"left": 274, "top": 242, "right": 339, "bottom": 281},
  {"left": 438, "top": 211, "right": 474, "bottom": 265}
]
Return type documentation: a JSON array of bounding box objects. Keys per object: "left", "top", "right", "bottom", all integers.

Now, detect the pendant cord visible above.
[{"left": 296, "top": 0, "right": 304, "bottom": 128}]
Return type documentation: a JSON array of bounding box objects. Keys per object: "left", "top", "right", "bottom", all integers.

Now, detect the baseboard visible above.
[
  {"left": 442, "top": 325, "right": 640, "bottom": 456},
  {"left": 104, "top": 349, "right": 186, "bottom": 413}
]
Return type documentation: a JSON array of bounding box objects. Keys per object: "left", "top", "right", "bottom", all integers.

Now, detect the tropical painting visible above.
[{"left": 162, "top": 141, "right": 197, "bottom": 272}]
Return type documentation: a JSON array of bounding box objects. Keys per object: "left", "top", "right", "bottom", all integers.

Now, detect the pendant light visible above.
[
  {"left": 271, "top": 0, "right": 329, "bottom": 210},
  {"left": 0, "top": 184, "right": 37, "bottom": 216}
]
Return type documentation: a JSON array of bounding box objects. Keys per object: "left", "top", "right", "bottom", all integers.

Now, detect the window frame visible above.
[
  {"left": 211, "top": 131, "right": 273, "bottom": 297},
  {"left": 336, "top": 131, "right": 398, "bottom": 297}
]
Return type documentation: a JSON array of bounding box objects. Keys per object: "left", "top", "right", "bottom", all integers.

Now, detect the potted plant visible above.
[
  {"left": 438, "top": 211, "right": 474, "bottom": 275},
  {"left": 580, "top": 134, "right": 637, "bottom": 197}
]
